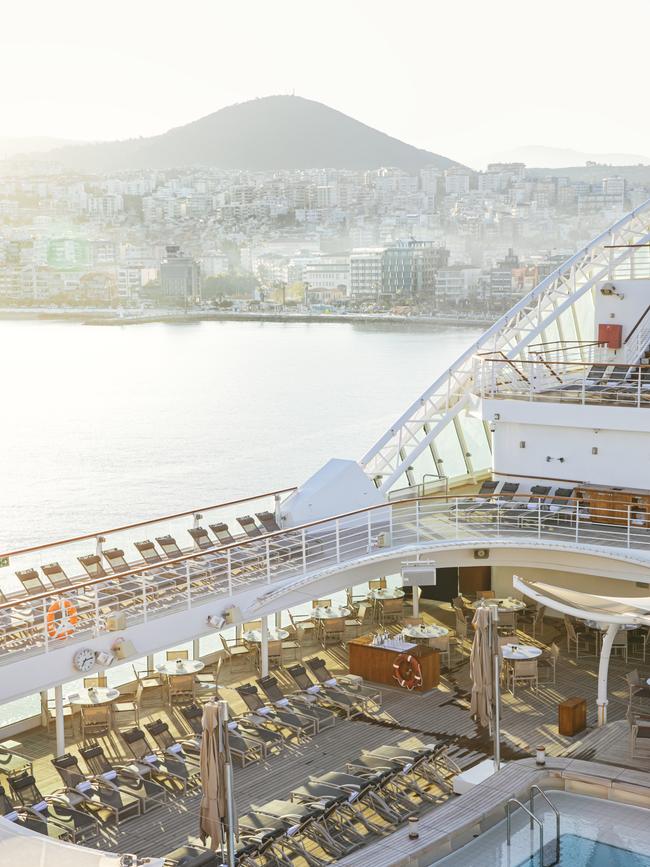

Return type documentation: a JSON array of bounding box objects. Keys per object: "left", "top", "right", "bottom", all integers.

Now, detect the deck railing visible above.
[
  {"left": 474, "top": 354, "right": 650, "bottom": 408},
  {"left": 1, "top": 491, "right": 649, "bottom": 667}
]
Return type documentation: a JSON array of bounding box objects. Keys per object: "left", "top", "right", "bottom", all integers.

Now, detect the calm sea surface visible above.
[
  {"left": 0, "top": 319, "right": 482, "bottom": 549},
  {"left": 0, "top": 319, "right": 482, "bottom": 723}
]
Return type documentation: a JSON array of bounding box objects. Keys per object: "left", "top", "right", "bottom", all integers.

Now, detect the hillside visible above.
[{"left": 44, "top": 95, "right": 462, "bottom": 173}]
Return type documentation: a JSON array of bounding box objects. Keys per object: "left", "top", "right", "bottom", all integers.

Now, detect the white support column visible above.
[
  {"left": 412, "top": 585, "right": 420, "bottom": 618},
  {"left": 597, "top": 623, "right": 618, "bottom": 727},
  {"left": 192, "top": 639, "right": 200, "bottom": 660},
  {"left": 274, "top": 610, "right": 282, "bottom": 629},
  {"left": 54, "top": 685, "right": 65, "bottom": 756},
  {"left": 260, "top": 617, "right": 269, "bottom": 677},
  {"left": 146, "top": 654, "right": 154, "bottom": 673}
]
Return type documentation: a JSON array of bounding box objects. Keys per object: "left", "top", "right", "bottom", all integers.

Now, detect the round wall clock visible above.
[{"left": 73, "top": 647, "right": 96, "bottom": 673}]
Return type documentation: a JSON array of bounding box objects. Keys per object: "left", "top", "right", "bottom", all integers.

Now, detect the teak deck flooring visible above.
[{"left": 2, "top": 602, "right": 646, "bottom": 859}]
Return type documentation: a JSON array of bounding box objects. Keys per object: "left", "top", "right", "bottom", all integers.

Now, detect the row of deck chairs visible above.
[
  {"left": 237, "top": 735, "right": 461, "bottom": 865},
  {"left": 458, "top": 480, "right": 577, "bottom": 526},
  {"left": 0, "top": 512, "right": 298, "bottom": 646}
]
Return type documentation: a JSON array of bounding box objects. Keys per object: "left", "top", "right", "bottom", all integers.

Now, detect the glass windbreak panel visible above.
[
  {"left": 409, "top": 443, "right": 440, "bottom": 490},
  {"left": 459, "top": 413, "right": 491, "bottom": 473},
  {"left": 1, "top": 695, "right": 39, "bottom": 727},
  {"left": 559, "top": 308, "right": 578, "bottom": 348},
  {"left": 573, "top": 289, "right": 595, "bottom": 342},
  {"left": 541, "top": 318, "right": 560, "bottom": 348},
  {"left": 433, "top": 421, "right": 467, "bottom": 480}
]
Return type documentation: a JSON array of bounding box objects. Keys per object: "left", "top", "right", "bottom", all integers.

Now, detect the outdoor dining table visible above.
[
  {"left": 155, "top": 659, "right": 205, "bottom": 676},
  {"left": 368, "top": 588, "right": 405, "bottom": 600},
  {"left": 500, "top": 643, "right": 542, "bottom": 661},
  {"left": 401, "top": 624, "right": 449, "bottom": 639},
  {"left": 311, "top": 606, "right": 350, "bottom": 620},
  {"left": 242, "top": 628, "right": 289, "bottom": 642},
  {"left": 67, "top": 687, "right": 120, "bottom": 706},
  {"left": 471, "top": 597, "right": 526, "bottom": 612}
]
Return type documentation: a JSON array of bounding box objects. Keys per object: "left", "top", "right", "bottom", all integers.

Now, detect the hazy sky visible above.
[{"left": 3, "top": 0, "right": 650, "bottom": 167}]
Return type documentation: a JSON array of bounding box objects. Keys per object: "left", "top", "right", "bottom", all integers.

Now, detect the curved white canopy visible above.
[{"left": 513, "top": 574, "right": 650, "bottom": 627}]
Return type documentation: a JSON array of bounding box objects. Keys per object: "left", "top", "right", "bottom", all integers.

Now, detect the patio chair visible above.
[
  {"left": 112, "top": 683, "right": 143, "bottom": 728},
  {"left": 290, "top": 779, "right": 387, "bottom": 838},
  {"left": 630, "top": 713, "right": 650, "bottom": 756},
  {"left": 289, "top": 610, "right": 317, "bottom": 644},
  {"left": 51, "top": 753, "right": 140, "bottom": 824},
  {"left": 0, "top": 744, "right": 32, "bottom": 777},
  {"left": 188, "top": 527, "right": 217, "bottom": 551},
  {"left": 368, "top": 578, "right": 387, "bottom": 591},
  {"left": 41, "top": 562, "right": 89, "bottom": 598},
  {"left": 378, "top": 598, "right": 403, "bottom": 626},
  {"left": 325, "top": 763, "right": 418, "bottom": 820},
  {"left": 79, "top": 741, "right": 166, "bottom": 812},
  {"left": 538, "top": 642, "right": 560, "bottom": 684},
  {"left": 132, "top": 664, "right": 165, "bottom": 706},
  {"left": 78, "top": 555, "right": 109, "bottom": 580},
  {"left": 281, "top": 624, "right": 303, "bottom": 661},
  {"left": 476, "top": 590, "right": 495, "bottom": 600},
  {"left": 7, "top": 769, "right": 99, "bottom": 844},
  {"left": 220, "top": 634, "right": 255, "bottom": 672},
  {"left": 0, "top": 784, "right": 70, "bottom": 840},
  {"left": 256, "top": 674, "right": 336, "bottom": 732},
  {"left": 255, "top": 511, "right": 282, "bottom": 533},
  {"left": 235, "top": 684, "right": 316, "bottom": 739},
  {"left": 209, "top": 522, "right": 263, "bottom": 571},
  {"left": 166, "top": 673, "right": 196, "bottom": 707},
  {"left": 119, "top": 727, "right": 194, "bottom": 794},
  {"left": 287, "top": 663, "right": 365, "bottom": 719},
  {"left": 452, "top": 480, "right": 499, "bottom": 513},
  {"left": 429, "top": 634, "right": 451, "bottom": 670},
  {"left": 237, "top": 515, "right": 265, "bottom": 538},
  {"left": 565, "top": 616, "right": 595, "bottom": 658},
  {"left": 612, "top": 629, "right": 629, "bottom": 663},
  {"left": 80, "top": 705, "right": 112, "bottom": 740},
  {"left": 518, "top": 603, "right": 546, "bottom": 638},
  {"left": 238, "top": 808, "right": 318, "bottom": 865},
  {"left": 344, "top": 602, "right": 373, "bottom": 638},
  {"left": 364, "top": 742, "right": 460, "bottom": 793},
  {"left": 625, "top": 669, "right": 650, "bottom": 708},
  {"left": 319, "top": 616, "right": 345, "bottom": 648},
  {"left": 306, "top": 657, "right": 382, "bottom": 708},
  {"left": 464, "top": 482, "right": 520, "bottom": 521},
  {"left": 156, "top": 535, "right": 185, "bottom": 558},
  {"left": 15, "top": 568, "right": 48, "bottom": 596},
  {"left": 507, "top": 659, "right": 538, "bottom": 695},
  {"left": 144, "top": 718, "right": 202, "bottom": 770},
  {"left": 179, "top": 703, "right": 263, "bottom": 765},
  {"left": 212, "top": 690, "right": 286, "bottom": 752},
  {"left": 630, "top": 627, "right": 650, "bottom": 662},
  {"left": 243, "top": 619, "right": 263, "bottom": 631},
  {"left": 102, "top": 548, "right": 132, "bottom": 573}
]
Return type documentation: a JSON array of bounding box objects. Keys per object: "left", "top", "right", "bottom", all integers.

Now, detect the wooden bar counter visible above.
[{"left": 348, "top": 635, "right": 440, "bottom": 692}]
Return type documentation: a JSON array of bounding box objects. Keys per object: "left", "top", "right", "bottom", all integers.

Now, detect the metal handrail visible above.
[
  {"left": 506, "top": 798, "right": 544, "bottom": 867},
  {"left": 529, "top": 785, "right": 560, "bottom": 865},
  {"left": 0, "top": 489, "right": 646, "bottom": 615},
  {"left": 0, "top": 486, "right": 297, "bottom": 559}
]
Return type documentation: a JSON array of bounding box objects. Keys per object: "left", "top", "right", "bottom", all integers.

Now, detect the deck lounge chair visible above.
[
  {"left": 464, "top": 482, "right": 520, "bottom": 521},
  {"left": 286, "top": 664, "right": 365, "bottom": 719},
  {"left": 312, "top": 769, "right": 412, "bottom": 823},
  {"left": 307, "top": 657, "right": 382, "bottom": 708},
  {"left": 364, "top": 742, "right": 460, "bottom": 793},
  {"left": 238, "top": 514, "right": 301, "bottom": 561},
  {"left": 51, "top": 753, "right": 140, "bottom": 824},
  {"left": 143, "top": 719, "right": 202, "bottom": 782},
  {"left": 238, "top": 808, "right": 318, "bottom": 866},
  {"left": 236, "top": 684, "right": 316, "bottom": 739},
  {"left": 256, "top": 675, "right": 336, "bottom": 732},
  {"left": 0, "top": 785, "right": 71, "bottom": 840},
  {"left": 251, "top": 797, "right": 357, "bottom": 859},
  {"left": 15, "top": 568, "right": 49, "bottom": 596},
  {"left": 79, "top": 742, "right": 166, "bottom": 813},
  {"left": 346, "top": 754, "right": 435, "bottom": 804},
  {"left": 179, "top": 703, "right": 263, "bottom": 765},
  {"left": 119, "top": 727, "right": 192, "bottom": 794},
  {"left": 453, "top": 479, "right": 499, "bottom": 512},
  {"left": 290, "top": 779, "right": 387, "bottom": 837},
  {"left": 502, "top": 485, "right": 552, "bottom": 524},
  {"left": 8, "top": 769, "right": 99, "bottom": 843},
  {"left": 540, "top": 487, "right": 576, "bottom": 524}
]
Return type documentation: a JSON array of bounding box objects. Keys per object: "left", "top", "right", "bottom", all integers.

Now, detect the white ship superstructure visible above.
[{"left": 2, "top": 203, "right": 650, "bottom": 864}]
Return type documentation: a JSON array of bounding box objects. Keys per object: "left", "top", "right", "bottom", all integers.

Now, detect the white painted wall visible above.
[
  {"left": 594, "top": 277, "right": 650, "bottom": 346},
  {"left": 483, "top": 399, "right": 650, "bottom": 489}
]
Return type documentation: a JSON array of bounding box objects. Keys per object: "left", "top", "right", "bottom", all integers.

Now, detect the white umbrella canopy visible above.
[
  {"left": 470, "top": 605, "right": 493, "bottom": 728},
  {"left": 199, "top": 702, "right": 228, "bottom": 850}
]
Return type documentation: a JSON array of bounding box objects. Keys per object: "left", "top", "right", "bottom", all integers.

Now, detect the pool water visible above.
[
  {"left": 517, "top": 833, "right": 650, "bottom": 866},
  {"left": 433, "top": 792, "right": 650, "bottom": 866}
]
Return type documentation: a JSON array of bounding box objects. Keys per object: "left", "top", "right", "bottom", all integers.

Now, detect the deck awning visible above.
[{"left": 512, "top": 575, "right": 650, "bottom": 627}]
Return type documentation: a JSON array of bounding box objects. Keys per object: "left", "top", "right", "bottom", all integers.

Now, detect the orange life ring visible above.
[
  {"left": 392, "top": 653, "right": 422, "bottom": 690},
  {"left": 46, "top": 598, "right": 78, "bottom": 640}
]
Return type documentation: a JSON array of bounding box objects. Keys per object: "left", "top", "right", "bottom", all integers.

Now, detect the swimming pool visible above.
[{"left": 433, "top": 791, "right": 650, "bottom": 865}]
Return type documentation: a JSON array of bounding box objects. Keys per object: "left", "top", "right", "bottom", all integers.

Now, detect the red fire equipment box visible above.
[{"left": 598, "top": 323, "right": 622, "bottom": 349}]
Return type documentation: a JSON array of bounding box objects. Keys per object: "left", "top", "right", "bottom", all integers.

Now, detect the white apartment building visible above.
[
  {"left": 116, "top": 265, "right": 157, "bottom": 302},
  {"left": 349, "top": 248, "right": 384, "bottom": 296},
  {"left": 444, "top": 170, "right": 471, "bottom": 195},
  {"left": 303, "top": 256, "right": 350, "bottom": 296}
]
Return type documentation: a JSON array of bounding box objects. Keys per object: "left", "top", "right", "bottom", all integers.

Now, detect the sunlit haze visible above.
[{"left": 3, "top": 0, "right": 650, "bottom": 167}]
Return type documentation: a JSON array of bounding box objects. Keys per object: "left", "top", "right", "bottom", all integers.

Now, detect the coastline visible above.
[{"left": 0, "top": 307, "right": 495, "bottom": 328}]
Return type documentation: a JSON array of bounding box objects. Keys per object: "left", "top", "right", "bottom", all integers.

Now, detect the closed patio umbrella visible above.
[
  {"left": 470, "top": 605, "right": 493, "bottom": 728},
  {"left": 199, "top": 701, "right": 235, "bottom": 856}
]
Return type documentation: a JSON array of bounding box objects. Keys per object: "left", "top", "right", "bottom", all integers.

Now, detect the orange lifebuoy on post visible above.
[
  {"left": 392, "top": 653, "right": 423, "bottom": 690},
  {"left": 46, "top": 598, "right": 79, "bottom": 640}
]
